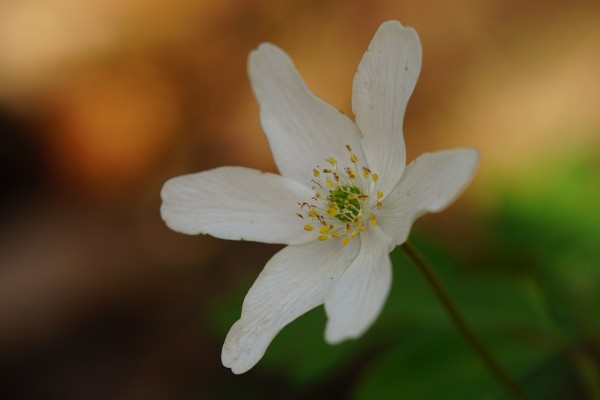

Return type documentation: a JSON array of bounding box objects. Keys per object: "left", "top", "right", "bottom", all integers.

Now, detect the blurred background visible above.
[{"left": 1, "top": 0, "right": 599, "bottom": 398}]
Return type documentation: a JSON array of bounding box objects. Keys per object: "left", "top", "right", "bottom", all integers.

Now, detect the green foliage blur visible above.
[{"left": 207, "top": 146, "right": 600, "bottom": 399}]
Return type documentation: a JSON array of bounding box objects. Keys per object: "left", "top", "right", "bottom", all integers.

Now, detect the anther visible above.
[
  {"left": 377, "top": 190, "right": 383, "bottom": 199},
  {"left": 304, "top": 225, "right": 314, "bottom": 231},
  {"left": 318, "top": 235, "right": 328, "bottom": 241}
]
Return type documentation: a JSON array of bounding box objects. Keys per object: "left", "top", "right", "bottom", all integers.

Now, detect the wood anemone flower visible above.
[{"left": 160, "top": 21, "right": 479, "bottom": 374}]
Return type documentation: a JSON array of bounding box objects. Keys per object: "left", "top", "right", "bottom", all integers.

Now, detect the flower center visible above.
[
  {"left": 297, "top": 145, "right": 383, "bottom": 245},
  {"left": 328, "top": 185, "right": 362, "bottom": 223}
]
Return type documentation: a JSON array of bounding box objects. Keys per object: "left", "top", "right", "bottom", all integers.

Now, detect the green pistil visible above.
[{"left": 328, "top": 185, "right": 362, "bottom": 223}]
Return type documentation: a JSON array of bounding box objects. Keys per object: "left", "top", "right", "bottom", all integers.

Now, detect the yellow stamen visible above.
[
  {"left": 358, "top": 225, "right": 366, "bottom": 232},
  {"left": 328, "top": 157, "right": 336, "bottom": 165},
  {"left": 304, "top": 225, "right": 314, "bottom": 231},
  {"left": 370, "top": 220, "right": 378, "bottom": 227},
  {"left": 319, "top": 226, "right": 330, "bottom": 234},
  {"left": 342, "top": 237, "right": 351, "bottom": 245},
  {"left": 318, "top": 235, "right": 328, "bottom": 241},
  {"left": 373, "top": 173, "right": 379, "bottom": 182},
  {"left": 326, "top": 178, "right": 335, "bottom": 188},
  {"left": 377, "top": 190, "right": 383, "bottom": 199},
  {"left": 331, "top": 232, "right": 341, "bottom": 238},
  {"left": 313, "top": 168, "right": 320, "bottom": 177},
  {"left": 350, "top": 154, "right": 358, "bottom": 163}
]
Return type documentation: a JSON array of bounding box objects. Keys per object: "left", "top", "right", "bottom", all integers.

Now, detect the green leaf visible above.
[
  {"left": 355, "top": 328, "right": 553, "bottom": 400},
  {"left": 376, "top": 242, "right": 558, "bottom": 336}
]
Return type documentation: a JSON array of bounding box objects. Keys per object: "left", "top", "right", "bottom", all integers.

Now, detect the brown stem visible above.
[{"left": 400, "top": 241, "right": 530, "bottom": 400}]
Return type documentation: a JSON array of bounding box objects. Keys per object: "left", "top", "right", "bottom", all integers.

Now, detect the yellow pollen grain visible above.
[
  {"left": 377, "top": 190, "right": 383, "bottom": 199},
  {"left": 304, "top": 225, "right": 314, "bottom": 231},
  {"left": 313, "top": 169, "right": 320, "bottom": 177},
  {"left": 350, "top": 154, "right": 358, "bottom": 163},
  {"left": 342, "top": 237, "right": 351, "bottom": 245},
  {"left": 373, "top": 174, "right": 379, "bottom": 182},
  {"left": 318, "top": 235, "right": 328, "bottom": 241},
  {"left": 377, "top": 201, "right": 382, "bottom": 208},
  {"left": 328, "top": 157, "right": 336, "bottom": 165},
  {"left": 331, "top": 232, "right": 341, "bottom": 238},
  {"left": 358, "top": 225, "right": 366, "bottom": 232},
  {"left": 326, "top": 178, "right": 335, "bottom": 188},
  {"left": 370, "top": 220, "right": 378, "bottom": 227},
  {"left": 369, "top": 213, "right": 375, "bottom": 220},
  {"left": 319, "top": 226, "right": 330, "bottom": 234}
]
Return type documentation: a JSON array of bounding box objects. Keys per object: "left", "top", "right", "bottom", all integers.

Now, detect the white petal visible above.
[
  {"left": 378, "top": 149, "right": 479, "bottom": 247},
  {"left": 249, "top": 43, "right": 365, "bottom": 187},
  {"left": 352, "top": 21, "right": 422, "bottom": 195},
  {"left": 324, "top": 227, "right": 393, "bottom": 344},
  {"left": 222, "top": 239, "right": 359, "bottom": 374},
  {"left": 160, "top": 166, "right": 315, "bottom": 245}
]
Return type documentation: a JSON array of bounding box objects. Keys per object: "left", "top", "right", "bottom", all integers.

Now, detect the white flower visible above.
[{"left": 161, "top": 20, "right": 479, "bottom": 374}]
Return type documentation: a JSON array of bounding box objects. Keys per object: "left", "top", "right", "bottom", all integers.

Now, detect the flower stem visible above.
[
  {"left": 400, "top": 241, "right": 530, "bottom": 400},
  {"left": 571, "top": 344, "right": 600, "bottom": 400}
]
